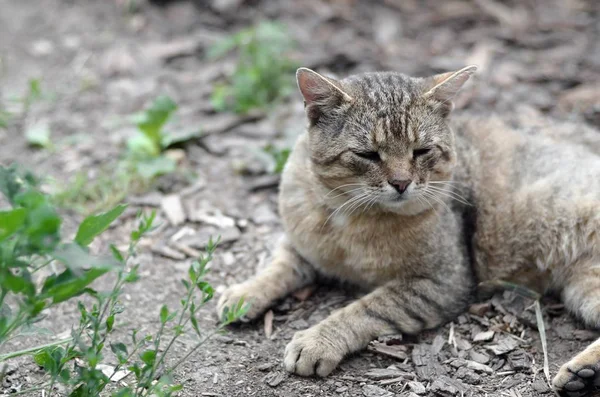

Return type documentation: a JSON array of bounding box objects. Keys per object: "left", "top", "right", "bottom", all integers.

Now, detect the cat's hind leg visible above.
[
  {"left": 216, "top": 237, "right": 315, "bottom": 321},
  {"left": 553, "top": 265, "right": 600, "bottom": 397}
]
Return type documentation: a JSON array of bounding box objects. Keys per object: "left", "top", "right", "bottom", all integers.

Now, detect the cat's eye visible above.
[
  {"left": 413, "top": 148, "right": 432, "bottom": 158},
  {"left": 354, "top": 151, "right": 381, "bottom": 162}
]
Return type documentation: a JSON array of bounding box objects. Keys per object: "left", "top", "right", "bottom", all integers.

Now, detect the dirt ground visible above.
[{"left": 1, "top": 0, "right": 600, "bottom": 396}]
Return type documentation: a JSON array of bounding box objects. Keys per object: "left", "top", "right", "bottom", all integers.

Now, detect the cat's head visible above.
[{"left": 296, "top": 66, "right": 476, "bottom": 216}]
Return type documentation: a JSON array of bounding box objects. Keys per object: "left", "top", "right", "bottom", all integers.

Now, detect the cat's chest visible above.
[{"left": 285, "top": 209, "right": 425, "bottom": 286}]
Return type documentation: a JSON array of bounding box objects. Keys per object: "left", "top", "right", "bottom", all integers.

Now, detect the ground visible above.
[{"left": 1, "top": 0, "right": 600, "bottom": 396}]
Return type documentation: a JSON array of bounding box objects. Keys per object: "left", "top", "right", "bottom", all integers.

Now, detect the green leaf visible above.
[
  {"left": 106, "top": 314, "right": 115, "bottom": 333},
  {"left": 190, "top": 315, "right": 201, "bottom": 337},
  {"left": 124, "top": 265, "right": 140, "bottom": 283},
  {"left": 0, "top": 208, "right": 26, "bottom": 240},
  {"left": 159, "top": 305, "right": 169, "bottom": 325},
  {"left": 134, "top": 156, "right": 176, "bottom": 179},
  {"left": 110, "top": 342, "right": 128, "bottom": 364},
  {"left": 132, "top": 95, "right": 178, "bottom": 148},
  {"left": 127, "top": 133, "right": 160, "bottom": 158},
  {"left": 75, "top": 204, "right": 127, "bottom": 246},
  {"left": 112, "top": 387, "right": 134, "bottom": 397},
  {"left": 52, "top": 243, "right": 119, "bottom": 271},
  {"left": 25, "top": 123, "right": 52, "bottom": 149},
  {"left": 41, "top": 267, "right": 111, "bottom": 303},
  {"left": 110, "top": 244, "right": 124, "bottom": 263},
  {"left": 140, "top": 350, "right": 156, "bottom": 367},
  {"left": 161, "top": 129, "right": 202, "bottom": 149},
  {"left": 0, "top": 270, "right": 34, "bottom": 294}
]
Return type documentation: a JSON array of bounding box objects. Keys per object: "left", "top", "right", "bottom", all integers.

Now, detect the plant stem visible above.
[
  {"left": 12, "top": 385, "right": 50, "bottom": 395},
  {"left": 164, "top": 326, "right": 224, "bottom": 376},
  {"left": 0, "top": 337, "right": 72, "bottom": 361}
]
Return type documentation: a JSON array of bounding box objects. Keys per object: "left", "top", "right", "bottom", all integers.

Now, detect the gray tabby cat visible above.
[{"left": 218, "top": 65, "right": 600, "bottom": 396}]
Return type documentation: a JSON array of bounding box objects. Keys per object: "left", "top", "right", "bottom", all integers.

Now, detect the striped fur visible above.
[{"left": 217, "top": 68, "right": 600, "bottom": 395}]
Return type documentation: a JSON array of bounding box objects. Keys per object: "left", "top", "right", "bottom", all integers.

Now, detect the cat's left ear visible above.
[{"left": 423, "top": 65, "right": 477, "bottom": 115}]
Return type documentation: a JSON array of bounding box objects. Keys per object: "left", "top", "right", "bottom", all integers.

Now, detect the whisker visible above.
[
  {"left": 421, "top": 190, "right": 452, "bottom": 213},
  {"left": 426, "top": 186, "right": 471, "bottom": 206},
  {"left": 325, "top": 183, "right": 365, "bottom": 197},
  {"left": 321, "top": 192, "right": 369, "bottom": 229},
  {"left": 345, "top": 192, "right": 374, "bottom": 218},
  {"left": 328, "top": 187, "right": 367, "bottom": 200}
]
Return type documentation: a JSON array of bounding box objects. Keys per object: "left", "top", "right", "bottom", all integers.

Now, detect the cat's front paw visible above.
[
  {"left": 553, "top": 349, "right": 600, "bottom": 397},
  {"left": 283, "top": 326, "right": 345, "bottom": 377},
  {"left": 216, "top": 282, "right": 272, "bottom": 322}
]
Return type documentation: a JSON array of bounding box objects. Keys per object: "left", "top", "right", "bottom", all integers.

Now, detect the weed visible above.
[
  {"left": 127, "top": 95, "right": 200, "bottom": 179},
  {"left": 54, "top": 95, "right": 201, "bottom": 214},
  {"left": 209, "top": 21, "right": 297, "bottom": 114},
  {"left": 262, "top": 144, "right": 291, "bottom": 174},
  {"left": 0, "top": 164, "right": 248, "bottom": 395}
]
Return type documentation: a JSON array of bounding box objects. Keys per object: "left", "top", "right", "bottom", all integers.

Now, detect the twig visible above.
[{"left": 534, "top": 300, "right": 551, "bottom": 386}]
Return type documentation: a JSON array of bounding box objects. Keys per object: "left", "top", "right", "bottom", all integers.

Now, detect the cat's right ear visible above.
[{"left": 296, "top": 67, "right": 352, "bottom": 124}]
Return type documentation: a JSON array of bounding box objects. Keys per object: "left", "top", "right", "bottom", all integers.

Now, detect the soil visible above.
[{"left": 1, "top": 0, "right": 600, "bottom": 396}]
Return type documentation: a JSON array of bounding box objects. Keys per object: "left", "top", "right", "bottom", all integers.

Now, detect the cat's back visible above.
[
  {"left": 451, "top": 114, "right": 600, "bottom": 287},
  {"left": 452, "top": 114, "right": 600, "bottom": 196}
]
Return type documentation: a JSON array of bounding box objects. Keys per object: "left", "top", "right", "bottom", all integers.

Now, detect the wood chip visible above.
[
  {"left": 151, "top": 244, "right": 186, "bottom": 260},
  {"left": 486, "top": 336, "right": 519, "bottom": 355},
  {"left": 264, "top": 310, "right": 273, "bottom": 339},
  {"left": 368, "top": 341, "right": 408, "bottom": 360},
  {"left": 170, "top": 241, "right": 202, "bottom": 258},
  {"left": 473, "top": 330, "right": 495, "bottom": 342},
  {"left": 429, "top": 375, "right": 468, "bottom": 396},
  {"left": 364, "top": 368, "right": 410, "bottom": 380},
  {"left": 466, "top": 360, "right": 494, "bottom": 374},
  {"left": 161, "top": 194, "right": 186, "bottom": 226}
]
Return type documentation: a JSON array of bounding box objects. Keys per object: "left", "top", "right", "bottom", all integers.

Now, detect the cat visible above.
[{"left": 217, "top": 65, "right": 600, "bottom": 397}]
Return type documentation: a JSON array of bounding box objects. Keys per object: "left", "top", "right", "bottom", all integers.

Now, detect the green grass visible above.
[{"left": 209, "top": 21, "right": 297, "bottom": 114}]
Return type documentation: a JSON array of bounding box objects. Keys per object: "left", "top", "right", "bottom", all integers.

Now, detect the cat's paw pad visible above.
[
  {"left": 553, "top": 353, "right": 600, "bottom": 397},
  {"left": 216, "top": 282, "right": 270, "bottom": 322},
  {"left": 283, "top": 327, "right": 344, "bottom": 377}
]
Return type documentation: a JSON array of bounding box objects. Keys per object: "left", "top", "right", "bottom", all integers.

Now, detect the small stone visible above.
[
  {"left": 469, "top": 350, "right": 491, "bottom": 364},
  {"left": 256, "top": 362, "right": 275, "bottom": 371},
  {"left": 221, "top": 251, "right": 236, "bottom": 266},
  {"left": 30, "top": 39, "right": 54, "bottom": 56},
  {"left": 408, "top": 381, "right": 426, "bottom": 395},
  {"left": 430, "top": 376, "right": 467, "bottom": 396},
  {"left": 251, "top": 203, "right": 279, "bottom": 224},
  {"left": 288, "top": 318, "right": 309, "bottom": 330},
  {"left": 264, "top": 371, "right": 286, "bottom": 387},
  {"left": 469, "top": 303, "right": 491, "bottom": 317},
  {"left": 161, "top": 194, "right": 186, "bottom": 226},
  {"left": 532, "top": 377, "right": 551, "bottom": 393},
  {"left": 362, "top": 384, "right": 394, "bottom": 397}
]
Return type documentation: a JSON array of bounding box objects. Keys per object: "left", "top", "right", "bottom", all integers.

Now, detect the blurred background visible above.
[{"left": 0, "top": 1, "right": 599, "bottom": 396}]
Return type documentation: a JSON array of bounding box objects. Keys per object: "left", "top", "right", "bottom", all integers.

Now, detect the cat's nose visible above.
[{"left": 388, "top": 179, "right": 412, "bottom": 194}]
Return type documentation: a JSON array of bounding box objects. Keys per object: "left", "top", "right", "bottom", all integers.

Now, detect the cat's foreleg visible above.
[
  {"left": 216, "top": 237, "right": 316, "bottom": 321},
  {"left": 284, "top": 277, "right": 470, "bottom": 377}
]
